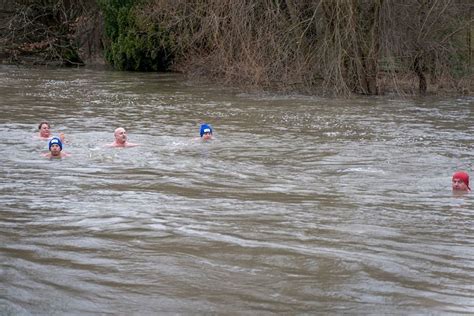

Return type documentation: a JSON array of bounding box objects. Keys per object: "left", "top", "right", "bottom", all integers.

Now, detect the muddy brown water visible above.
[{"left": 1, "top": 65, "right": 473, "bottom": 314}]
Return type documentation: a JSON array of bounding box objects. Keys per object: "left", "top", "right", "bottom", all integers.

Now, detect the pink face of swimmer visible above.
[
  {"left": 202, "top": 129, "right": 213, "bottom": 141},
  {"left": 49, "top": 143, "right": 62, "bottom": 157},
  {"left": 39, "top": 122, "right": 51, "bottom": 138},
  {"left": 114, "top": 127, "right": 127, "bottom": 145},
  {"left": 47, "top": 137, "right": 63, "bottom": 158},
  {"left": 452, "top": 171, "right": 470, "bottom": 192}
]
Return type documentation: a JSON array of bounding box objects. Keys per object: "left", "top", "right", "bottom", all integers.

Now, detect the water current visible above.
[{"left": 1, "top": 65, "right": 473, "bottom": 314}]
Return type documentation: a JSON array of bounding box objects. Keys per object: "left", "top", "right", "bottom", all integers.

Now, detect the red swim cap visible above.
[{"left": 452, "top": 171, "right": 470, "bottom": 190}]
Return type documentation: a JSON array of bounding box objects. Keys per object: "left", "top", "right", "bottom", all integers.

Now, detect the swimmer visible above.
[
  {"left": 36, "top": 121, "right": 66, "bottom": 143},
  {"left": 452, "top": 171, "right": 470, "bottom": 192},
  {"left": 199, "top": 123, "right": 213, "bottom": 141},
  {"left": 43, "top": 137, "right": 69, "bottom": 158},
  {"left": 37, "top": 121, "right": 51, "bottom": 139},
  {"left": 106, "top": 127, "right": 139, "bottom": 147}
]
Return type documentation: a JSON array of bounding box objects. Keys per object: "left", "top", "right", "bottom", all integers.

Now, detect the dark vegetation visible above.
[
  {"left": 0, "top": 0, "right": 102, "bottom": 66},
  {"left": 0, "top": 0, "right": 472, "bottom": 95}
]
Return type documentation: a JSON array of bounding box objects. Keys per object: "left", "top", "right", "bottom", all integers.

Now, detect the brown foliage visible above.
[
  {"left": 379, "top": 0, "right": 473, "bottom": 95},
  {"left": 0, "top": 0, "right": 103, "bottom": 66},
  {"left": 1, "top": 0, "right": 471, "bottom": 95},
  {"left": 144, "top": 0, "right": 472, "bottom": 95}
]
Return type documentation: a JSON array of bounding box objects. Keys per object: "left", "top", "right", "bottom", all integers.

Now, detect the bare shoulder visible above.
[{"left": 105, "top": 142, "right": 139, "bottom": 148}]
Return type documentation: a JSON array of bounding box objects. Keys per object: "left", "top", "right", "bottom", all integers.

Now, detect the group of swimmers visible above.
[
  {"left": 36, "top": 121, "right": 214, "bottom": 158},
  {"left": 36, "top": 121, "right": 470, "bottom": 193}
]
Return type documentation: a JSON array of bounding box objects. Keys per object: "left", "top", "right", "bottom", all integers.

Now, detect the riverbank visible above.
[
  {"left": 1, "top": 57, "right": 471, "bottom": 97},
  {"left": 1, "top": 0, "right": 472, "bottom": 96}
]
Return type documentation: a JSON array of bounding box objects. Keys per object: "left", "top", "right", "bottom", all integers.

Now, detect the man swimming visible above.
[
  {"left": 200, "top": 123, "right": 214, "bottom": 141},
  {"left": 36, "top": 121, "right": 65, "bottom": 142},
  {"left": 106, "top": 127, "right": 139, "bottom": 147},
  {"left": 37, "top": 121, "right": 51, "bottom": 139},
  {"left": 43, "top": 137, "right": 69, "bottom": 158},
  {"left": 452, "top": 171, "right": 470, "bottom": 192}
]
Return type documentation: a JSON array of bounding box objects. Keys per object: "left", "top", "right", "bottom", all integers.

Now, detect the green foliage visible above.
[{"left": 98, "top": 0, "right": 174, "bottom": 71}]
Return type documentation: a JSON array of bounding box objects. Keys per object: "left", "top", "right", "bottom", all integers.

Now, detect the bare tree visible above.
[{"left": 0, "top": 0, "right": 102, "bottom": 65}]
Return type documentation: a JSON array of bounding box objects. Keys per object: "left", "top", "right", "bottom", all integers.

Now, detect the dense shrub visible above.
[{"left": 98, "top": 0, "right": 174, "bottom": 71}]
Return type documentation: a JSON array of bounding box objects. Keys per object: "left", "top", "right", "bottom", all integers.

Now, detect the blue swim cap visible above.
[
  {"left": 49, "top": 137, "right": 63, "bottom": 151},
  {"left": 200, "top": 124, "right": 213, "bottom": 137}
]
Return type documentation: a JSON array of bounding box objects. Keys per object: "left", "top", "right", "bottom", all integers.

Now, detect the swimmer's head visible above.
[
  {"left": 38, "top": 121, "right": 50, "bottom": 130},
  {"left": 200, "top": 124, "right": 213, "bottom": 138},
  {"left": 114, "top": 127, "right": 127, "bottom": 143},
  {"left": 38, "top": 121, "right": 51, "bottom": 138},
  {"left": 49, "top": 137, "right": 63, "bottom": 151},
  {"left": 452, "top": 171, "right": 470, "bottom": 191}
]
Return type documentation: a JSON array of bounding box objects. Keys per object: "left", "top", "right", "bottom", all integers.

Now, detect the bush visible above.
[{"left": 98, "top": 0, "right": 174, "bottom": 71}]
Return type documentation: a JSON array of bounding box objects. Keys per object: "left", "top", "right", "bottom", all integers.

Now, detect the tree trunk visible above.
[
  {"left": 414, "top": 55, "right": 427, "bottom": 94},
  {"left": 364, "top": 0, "right": 381, "bottom": 95}
]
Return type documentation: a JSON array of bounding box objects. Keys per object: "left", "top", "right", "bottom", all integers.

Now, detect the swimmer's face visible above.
[
  {"left": 39, "top": 123, "right": 50, "bottom": 137},
  {"left": 50, "top": 144, "right": 61, "bottom": 156},
  {"left": 452, "top": 178, "right": 469, "bottom": 191},
  {"left": 202, "top": 131, "right": 212, "bottom": 141},
  {"left": 114, "top": 128, "right": 127, "bottom": 143}
]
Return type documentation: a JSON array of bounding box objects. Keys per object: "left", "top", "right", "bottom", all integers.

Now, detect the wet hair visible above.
[{"left": 38, "top": 121, "right": 50, "bottom": 130}]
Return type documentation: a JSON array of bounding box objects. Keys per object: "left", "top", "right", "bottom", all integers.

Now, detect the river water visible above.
[{"left": 1, "top": 65, "right": 473, "bottom": 314}]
